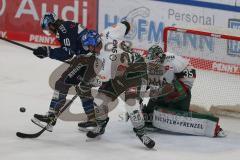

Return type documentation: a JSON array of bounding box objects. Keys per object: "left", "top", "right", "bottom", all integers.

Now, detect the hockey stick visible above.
[
  {"left": 0, "top": 37, "right": 71, "bottom": 64},
  {"left": 0, "top": 37, "right": 34, "bottom": 51},
  {"left": 16, "top": 92, "right": 79, "bottom": 138}
]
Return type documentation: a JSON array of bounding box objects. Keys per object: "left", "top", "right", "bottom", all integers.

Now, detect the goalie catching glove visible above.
[{"left": 163, "top": 80, "right": 188, "bottom": 103}]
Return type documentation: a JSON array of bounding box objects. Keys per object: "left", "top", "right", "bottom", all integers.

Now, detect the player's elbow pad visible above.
[{"left": 121, "top": 21, "right": 130, "bottom": 35}]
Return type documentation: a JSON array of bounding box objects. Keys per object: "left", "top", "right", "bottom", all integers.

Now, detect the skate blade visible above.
[
  {"left": 85, "top": 136, "right": 101, "bottom": 142},
  {"left": 216, "top": 132, "right": 227, "bottom": 138},
  {"left": 31, "top": 118, "right": 53, "bottom": 132},
  {"left": 78, "top": 126, "right": 96, "bottom": 132}
]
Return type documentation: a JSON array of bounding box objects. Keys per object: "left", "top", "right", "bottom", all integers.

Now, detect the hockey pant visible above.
[
  {"left": 49, "top": 55, "right": 96, "bottom": 121},
  {"left": 93, "top": 62, "right": 147, "bottom": 130}
]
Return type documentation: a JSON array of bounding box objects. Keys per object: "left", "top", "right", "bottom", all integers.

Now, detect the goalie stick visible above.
[{"left": 16, "top": 92, "right": 79, "bottom": 138}]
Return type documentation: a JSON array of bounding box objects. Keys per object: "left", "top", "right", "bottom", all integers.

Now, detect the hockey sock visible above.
[{"left": 81, "top": 97, "right": 95, "bottom": 121}]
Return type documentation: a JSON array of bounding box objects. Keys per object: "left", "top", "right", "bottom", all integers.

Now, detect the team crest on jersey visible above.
[{"left": 70, "top": 23, "right": 75, "bottom": 29}]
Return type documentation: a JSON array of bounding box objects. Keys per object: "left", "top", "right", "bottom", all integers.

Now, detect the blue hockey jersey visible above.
[{"left": 49, "top": 21, "right": 89, "bottom": 61}]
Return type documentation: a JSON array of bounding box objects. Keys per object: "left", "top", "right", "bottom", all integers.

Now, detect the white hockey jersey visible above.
[
  {"left": 148, "top": 52, "right": 196, "bottom": 90},
  {"left": 94, "top": 23, "right": 129, "bottom": 82},
  {"left": 163, "top": 52, "right": 195, "bottom": 89}
]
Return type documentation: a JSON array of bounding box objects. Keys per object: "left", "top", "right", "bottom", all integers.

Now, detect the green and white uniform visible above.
[{"left": 144, "top": 51, "right": 223, "bottom": 137}]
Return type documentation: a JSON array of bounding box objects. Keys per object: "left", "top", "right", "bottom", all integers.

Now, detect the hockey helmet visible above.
[
  {"left": 147, "top": 45, "right": 165, "bottom": 63},
  {"left": 81, "top": 30, "right": 102, "bottom": 51},
  {"left": 40, "top": 13, "right": 57, "bottom": 36}
]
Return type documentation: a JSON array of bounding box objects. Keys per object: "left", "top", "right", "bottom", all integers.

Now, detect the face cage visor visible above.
[{"left": 40, "top": 16, "right": 53, "bottom": 36}]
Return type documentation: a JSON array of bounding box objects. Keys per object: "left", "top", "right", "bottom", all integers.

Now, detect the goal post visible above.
[{"left": 163, "top": 26, "right": 240, "bottom": 118}]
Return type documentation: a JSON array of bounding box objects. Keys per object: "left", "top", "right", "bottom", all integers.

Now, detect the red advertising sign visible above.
[{"left": 0, "top": 0, "right": 98, "bottom": 45}]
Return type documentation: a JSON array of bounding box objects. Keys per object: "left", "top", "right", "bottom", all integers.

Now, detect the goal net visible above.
[{"left": 163, "top": 26, "right": 240, "bottom": 118}]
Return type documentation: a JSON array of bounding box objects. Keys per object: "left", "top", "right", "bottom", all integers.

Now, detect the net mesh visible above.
[{"left": 163, "top": 26, "right": 240, "bottom": 118}]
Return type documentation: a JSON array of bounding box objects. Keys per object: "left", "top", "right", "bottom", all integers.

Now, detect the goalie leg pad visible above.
[{"left": 152, "top": 107, "right": 219, "bottom": 137}]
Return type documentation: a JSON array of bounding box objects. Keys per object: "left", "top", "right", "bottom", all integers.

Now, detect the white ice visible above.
[{"left": 0, "top": 40, "right": 240, "bottom": 160}]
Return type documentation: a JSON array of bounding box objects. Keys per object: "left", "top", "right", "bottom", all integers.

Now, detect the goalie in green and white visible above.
[{"left": 142, "top": 45, "right": 226, "bottom": 137}]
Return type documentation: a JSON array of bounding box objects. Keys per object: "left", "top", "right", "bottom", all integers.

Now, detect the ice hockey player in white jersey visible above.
[
  {"left": 80, "top": 21, "right": 155, "bottom": 148},
  {"left": 142, "top": 45, "right": 226, "bottom": 137}
]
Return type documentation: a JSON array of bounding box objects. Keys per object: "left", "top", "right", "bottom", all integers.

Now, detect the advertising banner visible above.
[
  {"left": 0, "top": 0, "right": 98, "bottom": 45},
  {"left": 98, "top": 0, "right": 240, "bottom": 74}
]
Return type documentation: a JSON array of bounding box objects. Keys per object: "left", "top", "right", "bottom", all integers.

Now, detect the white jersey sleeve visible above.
[
  {"left": 165, "top": 52, "right": 189, "bottom": 73},
  {"left": 96, "top": 22, "right": 129, "bottom": 82},
  {"left": 101, "top": 22, "right": 127, "bottom": 40},
  {"left": 164, "top": 52, "right": 196, "bottom": 89}
]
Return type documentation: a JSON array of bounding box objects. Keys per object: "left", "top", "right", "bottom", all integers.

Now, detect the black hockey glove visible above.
[{"left": 33, "top": 46, "right": 50, "bottom": 59}]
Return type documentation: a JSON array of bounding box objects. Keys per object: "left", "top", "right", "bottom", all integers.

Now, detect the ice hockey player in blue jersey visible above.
[
  {"left": 31, "top": 13, "right": 97, "bottom": 132},
  {"left": 33, "top": 13, "right": 88, "bottom": 60}
]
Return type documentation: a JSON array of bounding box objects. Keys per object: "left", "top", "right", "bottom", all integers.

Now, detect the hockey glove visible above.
[
  {"left": 33, "top": 46, "right": 50, "bottom": 59},
  {"left": 164, "top": 80, "right": 188, "bottom": 103}
]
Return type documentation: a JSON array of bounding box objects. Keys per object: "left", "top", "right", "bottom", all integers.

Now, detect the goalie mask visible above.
[
  {"left": 146, "top": 45, "right": 166, "bottom": 82},
  {"left": 41, "top": 13, "right": 57, "bottom": 36},
  {"left": 147, "top": 45, "right": 165, "bottom": 63}
]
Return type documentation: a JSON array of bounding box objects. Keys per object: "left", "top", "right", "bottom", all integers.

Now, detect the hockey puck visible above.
[{"left": 20, "top": 107, "right": 26, "bottom": 113}]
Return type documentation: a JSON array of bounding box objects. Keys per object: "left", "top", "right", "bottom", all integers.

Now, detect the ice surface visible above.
[{"left": 0, "top": 41, "right": 240, "bottom": 160}]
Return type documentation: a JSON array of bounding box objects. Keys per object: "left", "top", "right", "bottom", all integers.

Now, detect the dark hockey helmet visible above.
[
  {"left": 81, "top": 30, "right": 102, "bottom": 51},
  {"left": 40, "top": 13, "right": 57, "bottom": 36},
  {"left": 147, "top": 45, "right": 165, "bottom": 63}
]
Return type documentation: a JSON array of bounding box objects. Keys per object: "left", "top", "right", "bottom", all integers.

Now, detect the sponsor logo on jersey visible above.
[
  {"left": 59, "top": 24, "right": 67, "bottom": 34},
  {"left": 109, "top": 54, "right": 117, "bottom": 61},
  {"left": 102, "top": 58, "right": 105, "bottom": 70},
  {"left": 132, "top": 48, "right": 148, "bottom": 57},
  {"left": 166, "top": 55, "right": 175, "bottom": 60},
  {"left": 112, "top": 39, "right": 118, "bottom": 53}
]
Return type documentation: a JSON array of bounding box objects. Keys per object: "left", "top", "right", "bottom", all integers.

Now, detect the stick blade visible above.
[{"left": 16, "top": 128, "right": 46, "bottom": 138}]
